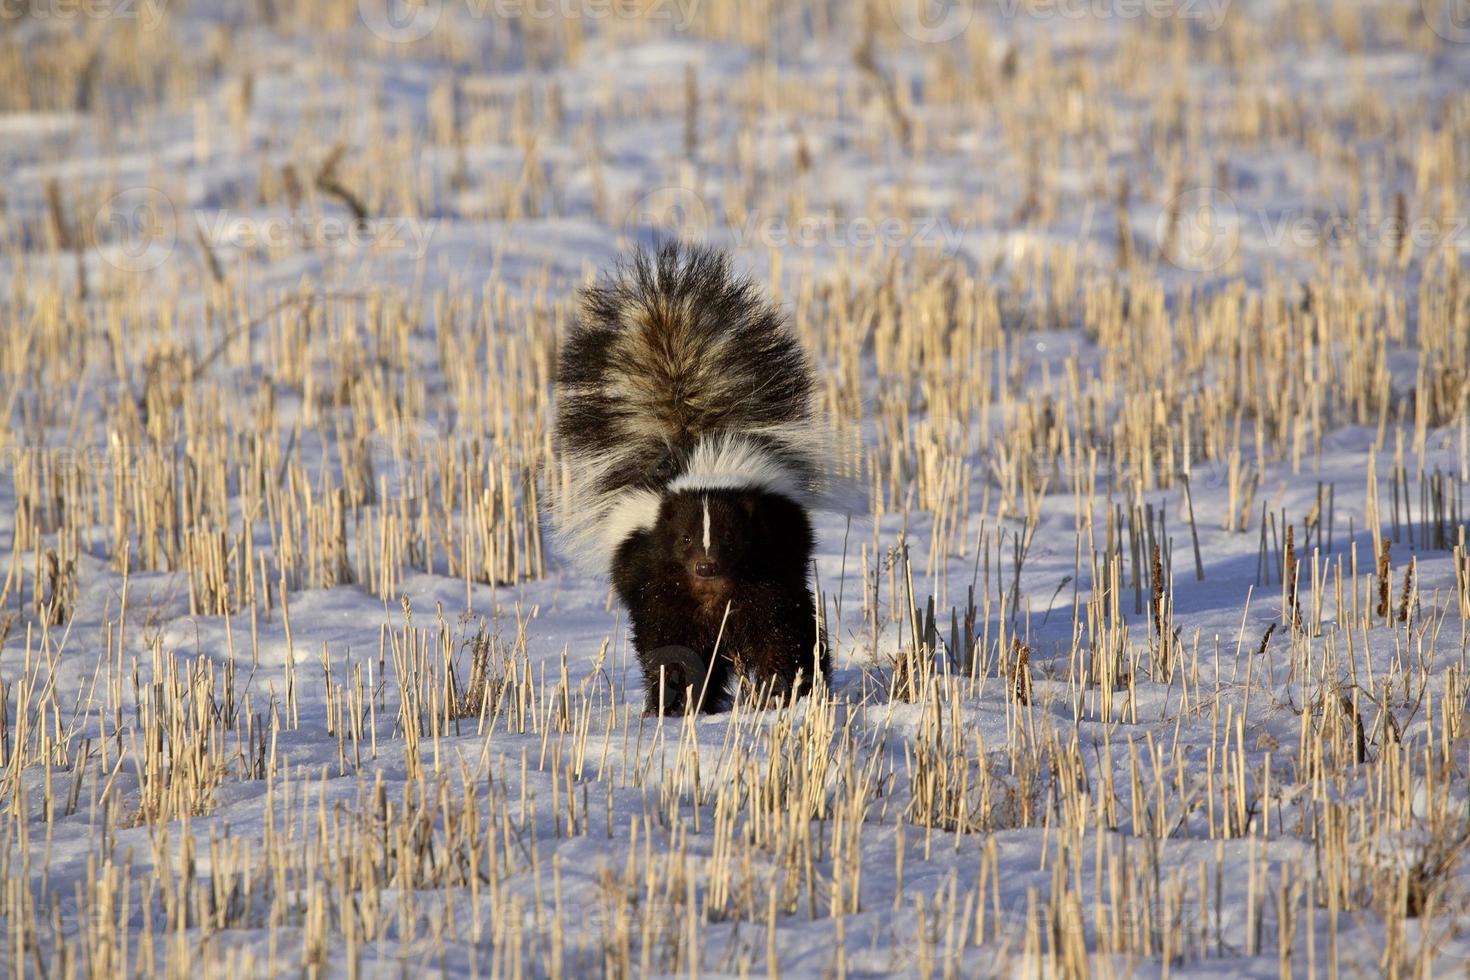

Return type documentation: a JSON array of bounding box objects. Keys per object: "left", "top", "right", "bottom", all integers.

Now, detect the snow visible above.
[{"left": 3, "top": 0, "right": 1470, "bottom": 975}]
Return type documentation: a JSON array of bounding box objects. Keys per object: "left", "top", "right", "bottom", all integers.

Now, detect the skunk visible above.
[{"left": 552, "top": 242, "right": 832, "bottom": 714}]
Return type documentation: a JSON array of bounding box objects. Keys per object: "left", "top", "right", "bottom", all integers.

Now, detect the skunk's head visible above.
[
  {"left": 656, "top": 491, "right": 754, "bottom": 603},
  {"left": 650, "top": 487, "right": 814, "bottom": 606}
]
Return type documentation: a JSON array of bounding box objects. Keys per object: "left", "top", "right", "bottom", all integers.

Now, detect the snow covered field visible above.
[{"left": 2, "top": 0, "right": 1470, "bottom": 975}]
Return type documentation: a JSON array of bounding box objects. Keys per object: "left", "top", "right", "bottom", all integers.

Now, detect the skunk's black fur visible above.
[
  {"left": 612, "top": 488, "right": 828, "bottom": 714},
  {"left": 551, "top": 242, "right": 833, "bottom": 714}
]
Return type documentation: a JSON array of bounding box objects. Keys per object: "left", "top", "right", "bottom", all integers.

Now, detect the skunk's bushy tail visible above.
[{"left": 551, "top": 242, "right": 830, "bottom": 572}]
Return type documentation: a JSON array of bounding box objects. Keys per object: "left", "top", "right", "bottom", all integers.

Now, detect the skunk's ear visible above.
[{"left": 739, "top": 493, "right": 759, "bottom": 517}]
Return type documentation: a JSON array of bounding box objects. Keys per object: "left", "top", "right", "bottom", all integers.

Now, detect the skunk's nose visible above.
[{"left": 694, "top": 559, "right": 720, "bottom": 578}]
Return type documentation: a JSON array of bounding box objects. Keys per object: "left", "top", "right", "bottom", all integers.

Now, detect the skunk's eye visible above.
[{"left": 681, "top": 535, "right": 692, "bottom": 546}]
